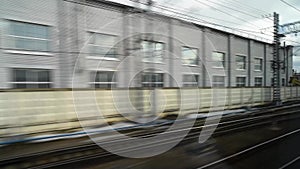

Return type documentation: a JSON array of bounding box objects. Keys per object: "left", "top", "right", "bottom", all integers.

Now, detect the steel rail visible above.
[{"left": 1, "top": 105, "right": 300, "bottom": 168}]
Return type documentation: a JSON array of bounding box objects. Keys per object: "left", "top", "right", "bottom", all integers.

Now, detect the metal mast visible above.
[
  {"left": 280, "top": 21, "right": 300, "bottom": 35},
  {"left": 273, "top": 12, "right": 281, "bottom": 105}
]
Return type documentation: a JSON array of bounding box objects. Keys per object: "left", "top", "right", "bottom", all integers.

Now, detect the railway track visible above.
[{"left": 1, "top": 102, "right": 300, "bottom": 169}]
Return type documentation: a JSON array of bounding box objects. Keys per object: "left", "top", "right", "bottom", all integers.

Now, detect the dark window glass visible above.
[
  {"left": 15, "top": 69, "right": 26, "bottom": 82},
  {"left": 255, "top": 77, "right": 263, "bottom": 87},
  {"left": 38, "top": 71, "right": 50, "bottom": 82},
  {"left": 141, "top": 41, "right": 164, "bottom": 63},
  {"left": 14, "top": 84, "right": 26, "bottom": 89},
  {"left": 38, "top": 84, "right": 51, "bottom": 88},
  {"left": 142, "top": 73, "right": 164, "bottom": 88},
  {"left": 92, "top": 71, "right": 117, "bottom": 88},
  {"left": 182, "top": 47, "right": 198, "bottom": 65},
  {"left": 89, "top": 33, "right": 117, "bottom": 58},
  {"left": 236, "top": 55, "right": 246, "bottom": 70},
  {"left": 254, "top": 58, "right": 263, "bottom": 71},
  {"left": 212, "top": 52, "right": 225, "bottom": 68},
  {"left": 9, "top": 21, "right": 49, "bottom": 51},
  {"left": 236, "top": 77, "right": 246, "bottom": 87},
  {"left": 212, "top": 76, "right": 225, "bottom": 87},
  {"left": 12, "top": 69, "right": 51, "bottom": 89},
  {"left": 183, "top": 74, "right": 199, "bottom": 87}
]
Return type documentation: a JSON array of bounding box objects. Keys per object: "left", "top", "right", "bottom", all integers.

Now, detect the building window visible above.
[
  {"left": 212, "top": 52, "right": 225, "bottom": 68},
  {"left": 142, "top": 41, "right": 164, "bottom": 63},
  {"left": 8, "top": 21, "right": 50, "bottom": 51},
  {"left": 254, "top": 58, "right": 263, "bottom": 71},
  {"left": 142, "top": 73, "right": 164, "bottom": 87},
  {"left": 282, "top": 78, "right": 285, "bottom": 86},
  {"left": 88, "top": 33, "right": 118, "bottom": 58},
  {"left": 236, "top": 77, "right": 246, "bottom": 87},
  {"left": 181, "top": 47, "right": 198, "bottom": 65},
  {"left": 212, "top": 76, "right": 225, "bottom": 87},
  {"left": 236, "top": 55, "right": 246, "bottom": 70},
  {"left": 255, "top": 77, "right": 263, "bottom": 87},
  {"left": 183, "top": 74, "right": 199, "bottom": 87},
  {"left": 91, "top": 71, "right": 117, "bottom": 88},
  {"left": 12, "top": 69, "right": 51, "bottom": 88}
]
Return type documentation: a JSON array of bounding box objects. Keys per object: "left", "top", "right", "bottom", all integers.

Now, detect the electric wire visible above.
[
  {"left": 280, "top": 0, "right": 300, "bottom": 14},
  {"left": 199, "top": 0, "right": 264, "bottom": 20},
  {"left": 229, "top": 0, "right": 272, "bottom": 16},
  {"left": 154, "top": 3, "right": 250, "bottom": 27},
  {"left": 129, "top": 0, "right": 274, "bottom": 41},
  {"left": 193, "top": 0, "right": 262, "bottom": 29}
]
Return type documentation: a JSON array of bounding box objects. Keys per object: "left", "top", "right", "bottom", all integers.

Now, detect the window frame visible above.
[
  {"left": 181, "top": 46, "right": 199, "bottom": 66},
  {"left": 182, "top": 74, "right": 199, "bottom": 87},
  {"left": 142, "top": 72, "right": 164, "bottom": 88},
  {"left": 89, "top": 71, "right": 117, "bottom": 88},
  {"left": 141, "top": 40, "right": 165, "bottom": 63},
  {"left": 11, "top": 68, "right": 52, "bottom": 89},
  {"left": 7, "top": 20, "right": 51, "bottom": 52},
  {"left": 235, "top": 54, "right": 246, "bottom": 70},
  {"left": 282, "top": 78, "right": 285, "bottom": 86},
  {"left": 236, "top": 76, "right": 246, "bottom": 87},
  {"left": 212, "top": 51, "right": 225, "bottom": 68},
  {"left": 212, "top": 75, "right": 225, "bottom": 87},
  {"left": 87, "top": 32, "right": 119, "bottom": 60},
  {"left": 254, "top": 77, "right": 263, "bottom": 87},
  {"left": 271, "top": 77, "right": 275, "bottom": 87},
  {"left": 254, "top": 57, "right": 263, "bottom": 71}
]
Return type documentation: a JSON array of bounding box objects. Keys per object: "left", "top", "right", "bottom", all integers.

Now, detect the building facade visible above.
[{"left": 0, "top": 0, "right": 294, "bottom": 89}]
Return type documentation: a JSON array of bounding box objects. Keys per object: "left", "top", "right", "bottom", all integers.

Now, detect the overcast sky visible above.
[{"left": 110, "top": 0, "right": 300, "bottom": 71}]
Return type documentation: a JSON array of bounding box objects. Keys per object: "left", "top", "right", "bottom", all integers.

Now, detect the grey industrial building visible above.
[{"left": 0, "top": 0, "right": 294, "bottom": 89}]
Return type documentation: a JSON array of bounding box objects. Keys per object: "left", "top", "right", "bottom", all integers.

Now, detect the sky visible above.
[{"left": 110, "top": 0, "right": 300, "bottom": 71}]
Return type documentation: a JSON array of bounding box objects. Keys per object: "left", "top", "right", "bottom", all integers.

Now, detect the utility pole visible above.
[
  {"left": 144, "top": 0, "right": 157, "bottom": 118},
  {"left": 131, "top": 0, "right": 155, "bottom": 122},
  {"left": 273, "top": 12, "right": 281, "bottom": 105},
  {"left": 278, "top": 20, "right": 300, "bottom": 87}
]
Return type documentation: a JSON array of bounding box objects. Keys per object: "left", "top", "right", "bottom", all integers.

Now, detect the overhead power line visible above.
[
  {"left": 215, "top": 0, "right": 274, "bottom": 21},
  {"left": 229, "top": 0, "right": 270, "bottom": 15},
  {"left": 202, "top": 0, "right": 262, "bottom": 20},
  {"left": 164, "top": 0, "right": 270, "bottom": 17},
  {"left": 193, "top": 0, "right": 262, "bottom": 29},
  {"left": 129, "top": 0, "right": 274, "bottom": 40},
  {"left": 159, "top": 0, "right": 274, "bottom": 33},
  {"left": 280, "top": 0, "right": 300, "bottom": 13},
  {"left": 157, "top": 4, "right": 273, "bottom": 35},
  {"left": 60, "top": 0, "right": 274, "bottom": 42},
  {"left": 155, "top": 3, "right": 260, "bottom": 29},
  {"left": 149, "top": 1, "right": 271, "bottom": 34}
]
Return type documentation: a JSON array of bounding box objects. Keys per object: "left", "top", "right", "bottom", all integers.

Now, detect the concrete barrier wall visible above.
[{"left": 1, "top": 87, "right": 300, "bottom": 137}]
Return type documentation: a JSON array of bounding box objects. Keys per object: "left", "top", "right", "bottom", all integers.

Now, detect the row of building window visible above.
[
  {"left": 236, "top": 77, "right": 263, "bottom": 87},
  {"left": 12, "top": 69, "right": 52, "bottom": 88},
  {"left": 236, "top": 55, "right": 263, "bottom": 71},
  {"left": 8, "top": 21, "right": 50, "bottom": 51},
  {"left": 7, "top": 20, "right": 263, "bottom": 71},
  {"left": 11, "top": 69, "right": 270, "bottom": 89}
]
